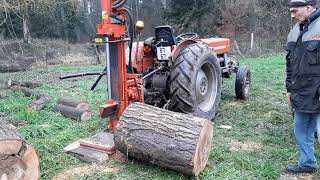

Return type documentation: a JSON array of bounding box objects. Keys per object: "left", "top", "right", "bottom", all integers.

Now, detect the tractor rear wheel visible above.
[{"left": 169, "top": 43, "right": 222, "bottom": 120}]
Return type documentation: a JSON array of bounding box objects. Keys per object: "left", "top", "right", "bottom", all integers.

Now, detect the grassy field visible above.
[{"left": 0, "top": 54, "right": 318, "bottom": 179}]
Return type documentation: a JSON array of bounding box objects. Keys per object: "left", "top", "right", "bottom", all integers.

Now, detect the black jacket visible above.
[{"left": 286, "top": 9, "right": 320, "bottom": 113}]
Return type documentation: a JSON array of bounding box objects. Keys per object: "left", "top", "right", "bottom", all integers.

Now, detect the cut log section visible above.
[
  {"left": 114, "top": 103, "right": 214, "bottom": 176},
  {"left": 18, "top": 87, "right": 51, "bottom": 111},
  {"left": 57, "top": 96, "right": 90, "bottom": 111},
  {"left": 20, "top": 87, "right": 45, "bottom": 99},
  {"left": 7, "top": 80, "right": 41, "bottom": 89},
  {"left": 0, "top": 120, "right": 39, "bottom": 180},
  {"left": 54, "top": 104, "right": 91, "bottom": 121},
  {"left": 29, "top": 96, "right": 51, "bottom": 111}
]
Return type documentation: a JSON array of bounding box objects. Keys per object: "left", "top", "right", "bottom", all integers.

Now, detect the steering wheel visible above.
[{"left": 176, "top": 33, "right": 199, "bottom": 42}]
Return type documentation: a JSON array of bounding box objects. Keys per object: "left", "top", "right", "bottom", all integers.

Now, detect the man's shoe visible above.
[{"left": 286, "top": 164, "right": 318, "bottom": 174}]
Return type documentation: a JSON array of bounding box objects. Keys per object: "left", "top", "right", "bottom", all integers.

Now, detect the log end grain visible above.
[
  {"left": 0, "top": 120, "right": 39, "bottom": 180},
  {"left": 192, "top": 120, "right": 213, "bottom": 176}
]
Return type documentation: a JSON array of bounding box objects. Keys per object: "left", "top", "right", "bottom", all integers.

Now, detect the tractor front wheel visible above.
[
  {"left": 169, "top": 43, "right": 222, "bottom": 120},
  {"left": 235, "top": 65, "right": 251, "bottom": 99}
]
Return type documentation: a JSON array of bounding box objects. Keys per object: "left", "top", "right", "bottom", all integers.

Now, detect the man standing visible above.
[{"left": 286, "top": 0, "right": 320, "bottom": 174}]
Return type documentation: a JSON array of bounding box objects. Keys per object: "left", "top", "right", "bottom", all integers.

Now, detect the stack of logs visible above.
[
  {"left": 0, "top": 115, "right": 40, "bottom": 180},
  {"left": 54, "top": 96, "right": 91, "bottom": 121}
]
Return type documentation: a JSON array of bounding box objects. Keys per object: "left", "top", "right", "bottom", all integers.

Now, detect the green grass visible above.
[{"left": 0, "top": 54, "right": 318, "bottom": 179}]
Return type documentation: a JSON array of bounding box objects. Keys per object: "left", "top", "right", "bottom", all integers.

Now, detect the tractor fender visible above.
[{"left": 172, "top": 40, "right": 197, "bottom": 61}]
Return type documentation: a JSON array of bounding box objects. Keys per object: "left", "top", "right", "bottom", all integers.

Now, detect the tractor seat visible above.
[{"left": 155, "top": 26, "right": 177, "bottom": 46}]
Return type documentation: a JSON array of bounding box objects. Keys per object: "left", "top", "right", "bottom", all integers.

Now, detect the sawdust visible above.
[
  {"left": 53, "top": 164, "right": 120, "bottom": 180},
  {"left": 263, "top": 111, "right": 272, "bottom": 118},
  {"left": 109, "top": 151, "right": 127, "bottom": 162},
  {"left": 279, "top": 173, "right": 314, "bottom": 180},
  {"left": 227, "top": 102, "right": 238, "bottom": 106},
  {"left": 229, "top": 140, "right": 262, "bottom": 152}
]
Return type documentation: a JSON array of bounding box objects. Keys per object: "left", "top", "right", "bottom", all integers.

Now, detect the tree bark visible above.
[
  {"left": 114, "top": 103, "right": 213, "bottom": 176},
  {"left": 22, "top": 15, "right": 31, "bottom": 44},
  {"left": 0, "top": 120, "right": 39, "bottom": 180},
  {"left": 57, "top": 96, "right": 90, "bottom": 111},
  {"left": 54, "top": 104, "right": 91, "bottom": 121}
]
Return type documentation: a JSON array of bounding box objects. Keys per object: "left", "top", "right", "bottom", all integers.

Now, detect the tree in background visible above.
[
  {"left": 0, "top": 0, "right": 292, "bottom": 55},
  {"left": 0, "top": 0, "right": 85, "bottom": 42},
  {"left": 164, "top": 0, "right": 291, "bottom": 54},
  {"left": 164, "top": 0, "right": 221, "bottom": 36}
]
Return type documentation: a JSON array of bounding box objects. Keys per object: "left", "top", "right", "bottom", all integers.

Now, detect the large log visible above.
[
  {"left": 114, "top": 103, "right": 213, "bottom": 176},
  {"left": 0, "top": 120, "right": 39, "bottom": 180},
  {"left": 57, "top": 96, "right": 90, "bottom": 111},
  {"left": 54, "top": 104, "right": 91, "bottom": 121}
]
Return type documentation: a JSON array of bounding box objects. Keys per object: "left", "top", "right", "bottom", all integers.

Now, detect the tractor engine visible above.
[{"left": 138, "top": 26, "right": 177, "bottom": 108}]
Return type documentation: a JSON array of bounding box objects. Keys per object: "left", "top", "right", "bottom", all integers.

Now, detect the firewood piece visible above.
[
  {"left": 57, "top": 96, "right": 90, "bottom": 111},
  {"left": 54, "top": 104, "right": 91, "bottom": 121},
  {"left": 7, "top": 80, "right": 41, "bottom": 89},
  {"left": 29, "top": 96, "right": 51, "bottom": 111},
  {"left": 17, "top": 87, "right": 51, "bottom": 111},
  {"left": 0, "top": 120, "right": 40, "bottom": 180},
  {"left": 114, "top": 103, "right": 214, "bottom": 176},
  {"left": 20, "top": 87, "right": 45, "bottom": 99}
]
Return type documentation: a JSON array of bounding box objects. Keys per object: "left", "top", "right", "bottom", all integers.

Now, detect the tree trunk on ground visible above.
[
  {"left": 7, "top": 80, "right": 41, "bottom": 89},
  {"left": 54, "top": 104, "right": 91, "bottom": 121},
  {"left": 57, "top": 96, "right": 90, "bottom": 111},
  {"left": 0, "top": 120, "right": 39, "bottom": 180},
  {"left": 114, "top": 103, "right": 214, "bottom": 176}
]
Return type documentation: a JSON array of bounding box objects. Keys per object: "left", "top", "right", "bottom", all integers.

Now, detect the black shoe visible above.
[{"left": 286, "top": 164, "right": 318, "bottom": 174}]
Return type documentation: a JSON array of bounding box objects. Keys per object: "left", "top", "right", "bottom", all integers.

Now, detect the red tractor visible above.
[
  {"left": 129, "top": 27, "right": 251, "bottom": 121},
  {"left": 61, "top": 0, "right": 251, "bottom": 129}
]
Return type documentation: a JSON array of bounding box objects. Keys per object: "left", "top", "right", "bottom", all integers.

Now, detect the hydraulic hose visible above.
[
  {"left": 112, "top": 0, "right": 127, "bottom": 9},
  {"left": 122, "top": 8, "right": 135, "bottom": 73}
]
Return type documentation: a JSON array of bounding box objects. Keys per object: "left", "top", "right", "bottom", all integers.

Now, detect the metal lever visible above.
[{"left": 91, "top": 73, "right": 107, "bottom": 91}]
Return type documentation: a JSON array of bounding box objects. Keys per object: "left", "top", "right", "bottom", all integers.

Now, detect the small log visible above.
[
  {"left": 114, "top": 103, "right": 214, "bottom": 176},
  {"left": 19, "top": 87, "right": 45, "bottom": 99},
  {"left": 29, "top": 96, "right": 51, "bottom": 111},
  {"left": 17, "top": 87, "right": 51, "bottom": 111},
  {"left": 7, "top": 80, "right": 41, "bottom": 89},
  {"left": 0, "top": 120, "right": 40, "bottom": 180},
  {"left": 57, "top": 96, "right": 90, "bottom": 111},
  {"left": 54, "top": 104, "right": 91, "bottom": 121}
]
